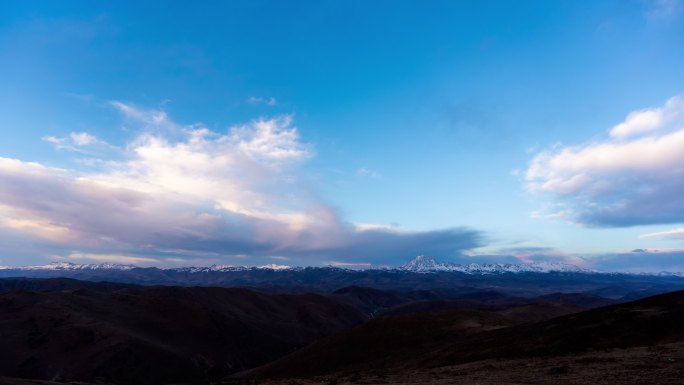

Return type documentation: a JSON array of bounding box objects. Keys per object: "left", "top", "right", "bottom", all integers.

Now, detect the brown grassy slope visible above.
[
  {"left": 244, "top": 290, "right": 684, "bottom": 379},
  {"left": 0, "top": 285, "right": 366, "bottom": 385}
]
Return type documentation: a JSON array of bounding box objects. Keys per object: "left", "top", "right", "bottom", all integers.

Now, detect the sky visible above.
[{"left": 1, "top": 0, "right": 684, "bottom": 271}]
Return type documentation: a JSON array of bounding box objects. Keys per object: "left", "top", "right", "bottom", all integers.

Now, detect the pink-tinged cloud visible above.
[
  {"left": 526, "top": 95, "right": 684, "bottom": 227},
  {"left": 0, "top": 103, "right": 481, "bottom": 266}
]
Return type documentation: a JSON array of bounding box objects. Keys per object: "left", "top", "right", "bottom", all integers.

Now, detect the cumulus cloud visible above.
[
  {"left": 526, "top": 95, "right": 684, "bottom": 227},
  {"left": 0, "top": 103, "right": 481, "bottom": 266},
  {"left": 609, "top": 96, "right": 684, "bottom": 139}
]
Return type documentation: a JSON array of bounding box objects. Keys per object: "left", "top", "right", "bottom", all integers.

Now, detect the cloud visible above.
[
  {"left": 43, "top": 131, "right": 110, "bottom": 153},
  {"left": 467, "top": 246, "right": 684, "bottom": 273},
  {"left": 609, "top": 96, "right": 684, "bottom": 139},
  {"left": 590, "top": 248, "right": 684, "bottom": 273},
  {"left": 646, "top": 0, "right": 682, "bottom": 20},
  {"left": 640, "top": 228, "right": 684, "bottom": 240},
  {"left": 111, "top": 101, "right": 179, "bottom": 131},
  {"left": 356, "top": 167, "right": 381, "bottom": 179},
  {"left": 60, "top": 253, "right": 161, "bottom": 265},
  {"left": 526, "top": 95, "right": 684, "bottom": 227},
  {"left": 0, "top": 103, "right": 481, "bottom": 266},
  {"left": 464, "top": 246, "right": 587, "bottom": 266},
  {"left": 229, "top": 115, "right": 311, "bottom": 163},
  {"left": 247, "top": 96, "right": 277, "bottom": 106}
]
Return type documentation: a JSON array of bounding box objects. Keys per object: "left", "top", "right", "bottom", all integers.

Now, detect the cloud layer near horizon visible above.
[
  {"left": 0, "top": 103, "right": 482, "bottom": 266},
  {"left": 526, "top": 95, "right": 684, "bottom": 227}
]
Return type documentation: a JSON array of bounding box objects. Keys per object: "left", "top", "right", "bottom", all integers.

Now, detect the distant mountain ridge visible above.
[
  {"left": 399, "top": 255, "right": 591, "bottom": 274},
  {"left": 0, "top": 262, "right": 137, "bottom": 271},
  {"left": 0, "top": 261, "right": 294, "bottom": 272},
  {"left": 0, "top": 255, "right": 604, "bottom": 274},
  {"left": 1, "top": 257, "right": 683, "bottom": 299},
  {"left": 0, "top": 255, "right": 623, "bottom": 275}
]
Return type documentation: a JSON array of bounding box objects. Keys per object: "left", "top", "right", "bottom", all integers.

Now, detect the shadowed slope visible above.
[
  {"left": 245, "top": 290, "right": 684, "bottom": 379},
  {"left": 0, "top": 283, "right": 366, "bottom": 385}
]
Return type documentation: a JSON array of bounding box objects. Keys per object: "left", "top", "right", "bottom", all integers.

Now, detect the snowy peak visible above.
[
  {"left": 171, "top": 265, "right": 247, "bottom": 273},
  {"left": 256, "top": 264, "right": 292, "bottom": 270},
  {"left": 19, "top": 262, "right": 136, "bottom": 271},
  {"left": 400, "top": 255, "right": 450, "bottom": 272},
  {"left": 170, "top": 264, "right": 292, "bottom": 272},
  {"left": 400, "top": 255, "right": 589, "bottom": 274}
]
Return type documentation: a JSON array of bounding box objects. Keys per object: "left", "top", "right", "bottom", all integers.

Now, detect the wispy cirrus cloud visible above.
[
  {"left": 0, "top": 102, "right": 482, "bottom": 266},
  {"left": 247, "top": 96, "right": 277, "bottom": 106},
  {"left": 111, "top": 101, "right": 178, "bottom": 130},
  {"left": 526, "top": 95, "right": 684, "bottom": 227},
  {"left": 43, "top": 131, "right": 111, "bottom": 154},
  {"left": 646, "top": 0, "right": 683, "bottom": 20}
]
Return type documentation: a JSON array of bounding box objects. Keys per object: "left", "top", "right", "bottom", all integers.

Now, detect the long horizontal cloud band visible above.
[{"left": 0, "top": 103, "right": 482, "bottom": 266}]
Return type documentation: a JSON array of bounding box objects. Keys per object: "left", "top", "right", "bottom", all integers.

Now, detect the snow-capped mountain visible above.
[
  {"left": 400, "top": 255, "right": 590, "bottom": 274},
  {"left": 400, "top": 255, "right": 450, "bottom": 272},
  {"left": 0, "top": 262, "right": 294, "bottom": 273},
  {"left": 256, "top": 264, "right": 292, "bottom": 270},
  {"left": 171, "top": 265, "right": 248, "bottom": 273},
  {"left": 9, "top": 262, "right": 137, "bottom": 271},
  {"left": 0, "top": 256, "right": 621, "bottom": 275},
  {"left": 170, "top": 264, "right": 293, "bottom": 272}
]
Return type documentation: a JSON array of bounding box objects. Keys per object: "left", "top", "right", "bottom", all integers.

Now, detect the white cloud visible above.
[
  {"left": 526, "top": 95, "right": 684, "bottom": 226},
  {"left": 609, "top": 96, "right": 684, "bottom": 139},
  {"left": 70, "top": 132, "right": 99, "bottom": 145},
  {"left": 229, "top": 115, "right": 311, "bottom": 163},
  {"left": 640, "top": 227, "right": 684, "bottom": 239},
  {"left": 43, "top": 131, "right": 108, "bottom": 152},
  {"left": 110, "top": 101, "right": 178, "bottom": 130}
]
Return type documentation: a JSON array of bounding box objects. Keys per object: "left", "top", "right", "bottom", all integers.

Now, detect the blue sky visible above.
[{"left": 1, "top": 0, "right": 684, "bottom": 271}]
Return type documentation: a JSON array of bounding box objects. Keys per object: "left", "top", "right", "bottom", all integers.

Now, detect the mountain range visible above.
[
  {"left": 2, "top": 256, "right": 683, "bottom": 300},
  {"left": 0, "top": 255, "right": 625, "bottom": 274}
]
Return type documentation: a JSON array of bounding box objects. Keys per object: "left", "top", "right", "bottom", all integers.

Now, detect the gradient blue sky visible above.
[{"left": 1, "top": 0, "right": 684, "bottom": 271}]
